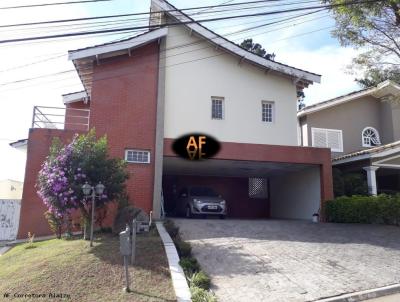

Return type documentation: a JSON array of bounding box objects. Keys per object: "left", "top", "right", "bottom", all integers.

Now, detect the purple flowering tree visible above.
[{"left": 37, "top": 130, "right": 128, "bottom": 238}]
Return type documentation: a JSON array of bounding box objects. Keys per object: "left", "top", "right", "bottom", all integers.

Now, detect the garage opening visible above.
[{"left": 162, "top": 157, "right": 321, "bottom": 220}]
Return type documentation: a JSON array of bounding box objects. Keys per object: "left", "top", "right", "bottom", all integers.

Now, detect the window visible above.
[
  {"left": 262, "top": 101, "right": 274, "bottom": 122},
  {"left": 311, "top": 127, "right": 343, "bottom": 152},
  {"left": 362, "top": 127, "right": 381, "bottom": 147},
  {"left": 249, "top": 178, "right": 268, "bottom": 199},
  {"left": 125, "top": 149, "right": 150, "bottom": 163},
  {"left": 211, "top": 97, "right": 224, "bottom": 120}
]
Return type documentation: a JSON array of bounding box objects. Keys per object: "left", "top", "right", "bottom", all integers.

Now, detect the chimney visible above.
[{"left": 149, "top": 0, "right": 166, "bottom": 27}]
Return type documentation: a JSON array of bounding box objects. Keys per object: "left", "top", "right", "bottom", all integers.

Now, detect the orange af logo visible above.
[{"left": 172, "top": 133, "right": 220, "bottom": 160}]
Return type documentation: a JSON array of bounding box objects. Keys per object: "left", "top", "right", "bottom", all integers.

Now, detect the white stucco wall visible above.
[
  {"left": 163, "top": 25, "right": 299, "bottom": 146},
  {"left": 270, "top": 166, "right": 320, "bottom": 220}
]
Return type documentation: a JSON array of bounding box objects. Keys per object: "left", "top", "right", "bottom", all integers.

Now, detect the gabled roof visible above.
[
  {"left": 9, "top": 139, "right": 28, "bottom": 149},
  {"left": 333, "top": 140, "right": 400, "bottom": 165},
  {"left": 68, "top": 28, "right": 168, "bottom": 97},
  {"left": 62, "top": 90, "right": 88, "bottom": 104},
  {"left": 68, "top": 0, "right": 321, "bottom": 96},
  {"left": 298, "top": 80, "right": 400, "bottom": 117},
  {"left": 150, "top": 0, "right": 320, "bottom": 85}
]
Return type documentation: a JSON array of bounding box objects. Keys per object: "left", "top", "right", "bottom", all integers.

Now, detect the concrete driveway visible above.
[{"left": 173, "top": 219, "right": 400, "bottom": 302}]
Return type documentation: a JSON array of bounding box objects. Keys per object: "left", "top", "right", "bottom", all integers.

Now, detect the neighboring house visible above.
[
  {"left": 0, "top": 179, "right": 23, "bottom": 199},
  {"left": 16, "top": 0, "right": 333, "bottom": 238},
  {"left": 298, "top": 80, "right": 400, "bottom": 196}
]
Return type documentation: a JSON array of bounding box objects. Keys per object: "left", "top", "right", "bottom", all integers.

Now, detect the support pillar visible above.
[{"left": 363, "top": 166, "right": 380, "bottom": 196}]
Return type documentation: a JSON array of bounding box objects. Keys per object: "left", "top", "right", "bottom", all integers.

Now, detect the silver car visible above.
[{"left": 177, "top": 186, "right": 227, "bottom": 218}]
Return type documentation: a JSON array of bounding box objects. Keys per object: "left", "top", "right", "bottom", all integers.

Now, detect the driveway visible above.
[{"left": 173, "top": 219, "right": 400, "bottom": 302}]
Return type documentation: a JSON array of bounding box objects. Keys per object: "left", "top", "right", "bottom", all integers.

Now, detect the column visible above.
[{"left": 363, "top": 166, "right": 380, "bottom": 196}]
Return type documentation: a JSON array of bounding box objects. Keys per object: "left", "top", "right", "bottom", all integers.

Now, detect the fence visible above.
[
  {"left": 32, "top": 106, "right": 90, "bottom": 131},
  {"left": 0, "top": 199, "right": 21, "bottom": 241}
]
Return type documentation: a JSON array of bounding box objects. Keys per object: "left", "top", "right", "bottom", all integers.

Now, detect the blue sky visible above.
[{"left": 0, "top": 0, "right": 361, "bottom": 181}]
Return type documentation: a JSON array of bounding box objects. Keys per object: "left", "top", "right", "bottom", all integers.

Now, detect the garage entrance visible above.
[{"left": 162, "top": 157, "right": 321, "bottom": 219}]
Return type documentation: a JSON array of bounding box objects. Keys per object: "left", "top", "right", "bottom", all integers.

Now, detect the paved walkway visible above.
[{"left": 173, "top": 219, "right": 400, "bottom": 302}]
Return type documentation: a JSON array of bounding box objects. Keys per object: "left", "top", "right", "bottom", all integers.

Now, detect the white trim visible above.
[
  {"left": 125, "top": 149, "right": 151, "bottom": 164},
  {"left": 151, "top": 0, "right": 320, "bottom": 84},
  {"left": 361, "top": 126, "right": 381, "bottom": 147},
  {"left": 68, "top": 28, "right": 169, "bottom": 61},
  {"left": 261, "top": 100, "right": 275, "bottom": 123},
  {"left": 371, "top": 145, "right": 400, "bottom": 158},
  {"left": 333, "top": 153, "right": 370, "bottom": 165},
  {"left": 374, "top": 153, "right": 400, "bottom": 165},
  {"left": 211, "top": 96, "right": 225, "bottom": 120},
  {"left": 311, "top": 127, "right": 343, "bottom": 152},
  {"left": 62, "top": 91, "right": 88, "bottom": 104},
  {"left": 298, "top": 80, "right": 400, "bottom": 117}
]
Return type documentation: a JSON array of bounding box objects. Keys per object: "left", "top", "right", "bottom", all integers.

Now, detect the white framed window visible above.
[
  {"left": 311, "top": 127, "right": 343, "bottom": 152},
  {"left": 262, "top": 101, "right": 274, "bottom": 123},
  {"left": 125, "top": 149, "right": 150, "bottom": 164},
  {"left": 362, "top": 127, "right": 381, "bottom": 147},
  {"left": 211, "top": 97, "right": 224, "bottom": 120}
]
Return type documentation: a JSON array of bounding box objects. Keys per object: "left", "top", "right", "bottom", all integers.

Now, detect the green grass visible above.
[{"left": 0, "top": 230, "right": 176, "bottom": 302}]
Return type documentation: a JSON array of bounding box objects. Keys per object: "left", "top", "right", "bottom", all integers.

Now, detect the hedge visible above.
[{"left": 325, "top": 194, "right": 400, "bottom": 225}]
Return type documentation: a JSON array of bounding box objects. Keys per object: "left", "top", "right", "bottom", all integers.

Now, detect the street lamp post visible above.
[{"left": 82, "top": 181, "right": 105, "bottom": 247}]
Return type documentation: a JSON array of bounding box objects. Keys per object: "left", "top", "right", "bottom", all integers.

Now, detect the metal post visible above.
[
  {"left": 131, "top": 219, "right": 136, "bottom": 265},
  {"left": 90, "top": 188, "right": 95, "bottom": 247},
  {"left": 123, "top": 255, "right": 131, "bottom": 292}
]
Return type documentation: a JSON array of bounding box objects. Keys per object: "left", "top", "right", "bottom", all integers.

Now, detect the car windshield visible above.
[{"left": 190, "top": 187, "right": 218, "bottom": 197}]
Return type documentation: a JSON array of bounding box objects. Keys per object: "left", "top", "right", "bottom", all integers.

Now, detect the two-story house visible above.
[
  {"left": 298, "top": 80, "right": 400, "bottom": 196},
  {"left": 17, "top": 0, "right": 333, "bottom": 238}
]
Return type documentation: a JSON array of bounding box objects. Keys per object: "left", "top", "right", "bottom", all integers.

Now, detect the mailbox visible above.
[{"left": 119, "top": 225, "right": 131, "bottom": 256}]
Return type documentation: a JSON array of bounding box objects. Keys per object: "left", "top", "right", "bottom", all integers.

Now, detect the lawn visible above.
[{"left": 0, "top": 229, "right": 176, "bottom": 302}]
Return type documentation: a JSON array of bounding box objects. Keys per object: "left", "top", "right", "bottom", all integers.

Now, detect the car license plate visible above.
[{"left": 208, "top": 205, "right": 218, "bottom": 210}]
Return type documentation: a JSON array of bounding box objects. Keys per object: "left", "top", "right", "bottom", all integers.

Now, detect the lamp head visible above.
[
  {"left": 82, "top": 182, "right": 92, "bottom": 196},
  {"left": 95, "top": 182, "right": 105, "bottom": 195}
]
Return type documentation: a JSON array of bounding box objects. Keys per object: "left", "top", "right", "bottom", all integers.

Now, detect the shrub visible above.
[
  {"left": 325, "top": 194, "right": 400, "bottom": 225},
  {"left": 174, "top": 239, "right": 192, "bottom": 258},
  {"left": 190, "top": 271, "right": 211, "bottom": 290},
  {"left": 164, "top": 219, "right": 180, "bottom": 239},
  {"left": 179, "top": 257, "right": 200, "bottom": 276},
  {"left": 190, "top": 286, "right": 217, "bottom": 302}
]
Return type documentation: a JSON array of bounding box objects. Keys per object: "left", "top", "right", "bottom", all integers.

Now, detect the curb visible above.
[
  {"left": 156, "top": 222, "right": 191, "bottom": 302},
  {"left": 0, "top": 246, "right": 11, "bottom": 256},
  {"left": 314, "top": 283, "right": 400, "bottom": 302}
]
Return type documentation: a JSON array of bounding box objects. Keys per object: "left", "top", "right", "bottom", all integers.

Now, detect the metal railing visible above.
[{"left": 32, "top": 106, "right": 90, "bottom": 131}]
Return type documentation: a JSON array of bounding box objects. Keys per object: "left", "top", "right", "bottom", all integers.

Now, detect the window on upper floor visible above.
[
  {"left": 211, "top": 97, "right": 224, "bottom": 120},
  {"left": 362, "top": 127, "right": 381, "bottom": 147},
  {"left": 125, "top": 149, "right": 150, "bottom": 164},
  {"left": 262, "top": 101, "right": 274, "bottom": 123},
  {"left": 311, "top": 127, "right": 343, "bottom": 152}
]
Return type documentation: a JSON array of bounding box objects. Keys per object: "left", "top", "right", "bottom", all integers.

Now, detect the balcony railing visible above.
[{"left": 32, "top": 106, "right": 90, "bottom": 131}]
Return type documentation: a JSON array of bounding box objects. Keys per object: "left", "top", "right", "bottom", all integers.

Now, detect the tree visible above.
[
  {"left": 37, "top": 130, "right": 128, "bottom": 238},
  {"left": 325, "top": 0, "right": 400, "bottom": 87},
  {"left": 240, "top": 38, "right": 276, "bottom": 60}
]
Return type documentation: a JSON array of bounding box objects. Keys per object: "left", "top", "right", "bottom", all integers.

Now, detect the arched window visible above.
[{"left": 362, "top": 127, "right": 381, "bottom": 147}]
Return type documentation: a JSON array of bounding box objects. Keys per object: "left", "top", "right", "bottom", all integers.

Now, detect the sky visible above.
[{"left": 0, "top": 0, "right": 362, "bottom": 181}]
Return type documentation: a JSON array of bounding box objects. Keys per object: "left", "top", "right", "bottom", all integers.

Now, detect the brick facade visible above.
[{"left": 88, "top": 42, "right": 160, "bottom": 213}]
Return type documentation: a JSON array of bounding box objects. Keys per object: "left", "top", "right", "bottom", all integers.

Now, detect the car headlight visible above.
[
  {"left": 193, "top": 199, "right": 202, "bottom": 205},
  {"left": 220, "top": 200, "right": 226, "bottom": 206}
]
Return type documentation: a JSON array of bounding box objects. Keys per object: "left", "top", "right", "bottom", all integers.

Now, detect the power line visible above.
[
  {"left": 0, "top": 0, "right": 112, "bottom": 10},
  {"left": 0, "top": 8, "right": 328, "bottom": 85},
  {"left": 0, "top": 0, "right": 382, "bottom": 45},
  {"left": 0, "top": 0, "right": 288, "bottom": 28},
  {"left": 0, "top": 15, "right": 332, "bottom": 89}
]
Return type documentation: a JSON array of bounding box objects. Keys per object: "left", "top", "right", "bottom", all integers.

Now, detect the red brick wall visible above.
[
  {"left": 163, "top": 175, "right": 269, "bottom": 218},
  {"left": 17, "top": 129, "right": 84, "bottom": 239},
  {"left": 89, "top": 42, "right": 160, "bottom": 213}
]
